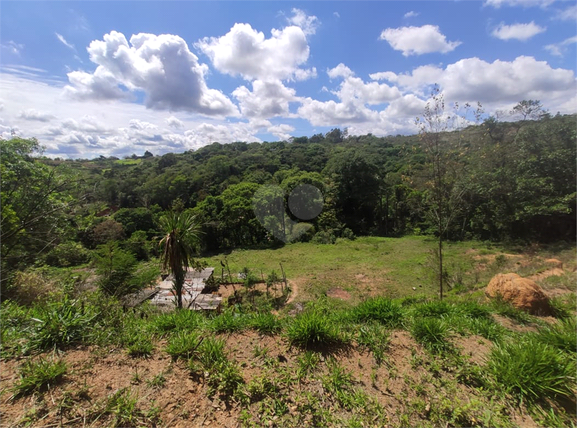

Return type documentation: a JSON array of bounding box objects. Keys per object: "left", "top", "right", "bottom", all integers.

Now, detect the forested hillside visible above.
[{"left": 2, "top": 113, "right": 576, "bottom": 291}]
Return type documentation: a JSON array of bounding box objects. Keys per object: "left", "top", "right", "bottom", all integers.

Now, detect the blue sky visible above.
[{"left": 1, "top": 1, "right": 575, "bottom": 158}]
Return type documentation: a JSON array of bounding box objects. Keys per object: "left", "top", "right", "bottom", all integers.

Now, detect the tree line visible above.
[{"left": 2, "top": 105, "right": 575, "bottom": 293}]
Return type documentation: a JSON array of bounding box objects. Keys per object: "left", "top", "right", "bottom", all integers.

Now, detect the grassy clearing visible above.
[{"left": 1, "top": 237, "right": 576, "bottom": 427}]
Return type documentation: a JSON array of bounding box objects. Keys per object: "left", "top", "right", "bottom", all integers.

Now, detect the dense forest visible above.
[{"left": 1, "top": 111, "right": 575, "bottom": 295}]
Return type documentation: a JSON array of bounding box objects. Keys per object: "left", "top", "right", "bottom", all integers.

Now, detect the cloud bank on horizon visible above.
[{"left": 0, "top": 1, "right": 575, "bottom": 158}]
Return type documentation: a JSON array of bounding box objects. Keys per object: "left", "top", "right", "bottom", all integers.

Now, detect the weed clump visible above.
[
  {"left": 411, "top": 317, "right": 452, "bottom": 352},
  {"left": 287, "top": 310, "right": 347, "bottom": 348},
  {"left": 487, "top": 336, "right": 575, "bottom": 402},
  {"left": 11, "top": 357, "right": 67, "bottom": 398},
  {"left": 349, "top": 297, "right": 404, "bottom": 327}
]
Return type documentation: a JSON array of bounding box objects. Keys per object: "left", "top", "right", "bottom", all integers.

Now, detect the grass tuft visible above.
[
  {"left": 286, "top": 310, "right": 347, "bottom": 348},
  {"left": 487, "top": 336, "right": 575, "bottom": 402},
  {"left": 11, "top": 357, "right": 67, "bottom": 398},
  {"left": 349, "top": 297, "right": 404, "bottom": 327},
  {"left": 411, "top": 317, "right": 451, "bottom": 352}
]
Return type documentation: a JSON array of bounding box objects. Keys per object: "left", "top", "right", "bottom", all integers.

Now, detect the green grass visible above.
[
  {"left": 411, "top": 317, "right": 452, "bottom": 352},
  {"left": 487, "top": 336, "right": 575, "bottom": 402},
  {"left": 532, "top": 317, "right": 576, "bottom": 353},
  {"left": 348, "top": 297, "right": 404, "bottom": 327},
  {"left": 11, "top": 357, "right": 67, "bottom": 397},
  {"left": 199, "top": 236, "right": 489, "bottom": 302},
  {"left": 286, "top": 310, "right": 348, "bottom": 348},
  {"left": 165, "top": 331, "right": 202, "bottom": 360},
  {"left": 247, "top": 312, "right": 282, "bottom": 334}
]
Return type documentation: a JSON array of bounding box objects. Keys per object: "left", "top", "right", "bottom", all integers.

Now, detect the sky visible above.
[{"left": 0, "top": 1, "right": 576, "bottom": 159}]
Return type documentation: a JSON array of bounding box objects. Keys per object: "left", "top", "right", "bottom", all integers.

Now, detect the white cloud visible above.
[
  {"left": 379, "top": 25, "right": 461, "bottom": 56},
  {"left": 165, "top": 116, "right": 184, "bottom": 129},
  {"left": 484, "top": 0, "right": 555, "bottom": 8},
  {"left": 333, "top": 12, "right": 340, "bottom": 18},
  {"left": 184, "top": 122, "right": 261, "bottom": 147},
  {"left": 293, "top": 67, "right": 317, "bottom": 81},
  {"left": 19, "top": 109, "right": 56, "bottom": 122},
  {"left": 336, "top": 76, "right": 401, "bottom": 105},
  {"left": 64, "top": 31, "right": 238, "bottom": 116},
  {"left": 404, "top": 11, "right": 419, "bottom": 18},
  {"left": 327, "top": 63, "right": 354, "bottom": 80},
  {"left": 55, "top": 33, "right": 76, "bottom": 51},
  {"left": 233, "top": 80, "right": 297, "bottom": 119},
  {"left": 545, "top": 36, "right": 577, "bottom": 57},
  {"left": 196, "top": 23, "right": 311, "bottom": 81},
  {"left": 377, "top": 56, "right": 576, "bottom": 111},
  {"left": 267, "top": 123, "right": 295, "bottom": 140},
  {"left": 287, "top": 8, "right": 320, "bottom": 36},
  {"left": 1, "top": 41, "right": 24, "bottom": 56},
  {"left": 382, "top": 94, "right": 427, "bottom": 118},
  {"left": 298, "top": 98, "right": 379, "bottom": 126},
  {"left": 554, "top": 4, "right": 577, "bottom": 20},
  {"left": 491, "top": 22, "right": 546, "bottom": 41}
]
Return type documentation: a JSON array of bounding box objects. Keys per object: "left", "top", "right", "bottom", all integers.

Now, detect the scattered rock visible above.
[{"left": 485, "top": 273, "right": 552, "bottom": 315}]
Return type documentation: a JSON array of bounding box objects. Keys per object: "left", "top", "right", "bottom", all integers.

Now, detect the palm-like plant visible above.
[{"left": 158, "top": 211, "right": 201, "bottom": 309}]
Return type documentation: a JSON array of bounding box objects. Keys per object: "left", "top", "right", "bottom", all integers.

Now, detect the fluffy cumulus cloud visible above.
[
  {"left": 165, "top": 116, "right": 184, "bottom": 129},
  {"left": 184, "top": 122, "right": 260, "bottom": 147},
  {"left": 196, "top": 23, "right": 313, "bottom": 81},
  {"left": 297, "top": 64, "right": 402, "bottom": 127},
  {"left": 19, "top": 109, "right": 55, "bottom": 122},
  {"left": 374, "top": 56, "right": 576, "bottom": 113},
  {"left": 327, "top": 63, "right": 354, "bottom": 80},
  {"left": 233, "top": 80, "right": 298, "bottom": 119},
  {"left": 404, "top": 11, "right": 419, "bottom": 18},
  {"left": 491, "top": 22, "right": 546, "bottom": 41},
  {"left": 64, "top": 31, "right": 238, "bottom": 116},
  {"left": 379, "top": 25, "right": 461, "bottom": 56},
  {"left": 267, "top": 123, "right": 295, "bottom": 140},
  {"left": 287, "top": 8, "right": 320, "bottom": 36}
]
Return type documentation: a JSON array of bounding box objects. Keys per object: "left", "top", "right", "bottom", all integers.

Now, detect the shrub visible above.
[
  {"left": 94, "top": 242, "right": 138, "bottom": 297},
  {"left": 286, "top": 310, "right": 346, "bottom": 348},
  {"left": 11, "top": 357, "right": 67, "bottom": 397},
  {"left": 45, "top": 241, "right": 90, "bottom": 267},
  {"left": 350, "top": 297, "right": 404, "bottom": 327},
  {"left": 487, "top": 336, "right": 575, "bottom": 402},
  {"left": 312, "top": 231, "right": 336, "bottom": 245}
]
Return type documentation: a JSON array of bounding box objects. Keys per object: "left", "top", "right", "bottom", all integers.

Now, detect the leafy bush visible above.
[
  {"left": 286, "top": 310, "right": 347, "bottom": 348},
  {"left": 411, "top": 317, "right": 451, "bottom": 352},
  {"left": 45, "top": 241, "right": 90, "bottom": 267},
  {"left": 94, "top": 242, "right": 138, "bottom": 296},
  {"left": 11, "top": 357, "right": 67, "bottom": 397},
  {"left": 312, "top": 231, "right": 336, "bottom": 244},
  {"left": 487, "top": 336, "right": 575, "bottom": 402},
  {"left": 350, "top": 297, "right": 404, "bottom": 327}
]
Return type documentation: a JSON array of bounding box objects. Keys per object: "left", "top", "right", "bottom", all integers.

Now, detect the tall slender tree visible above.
[
  {"left": 415, "top": 87, "right": 481, "bottom": 299},
  {"left": 159, "top": 211, "right": 201, "bottom": 309}
]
